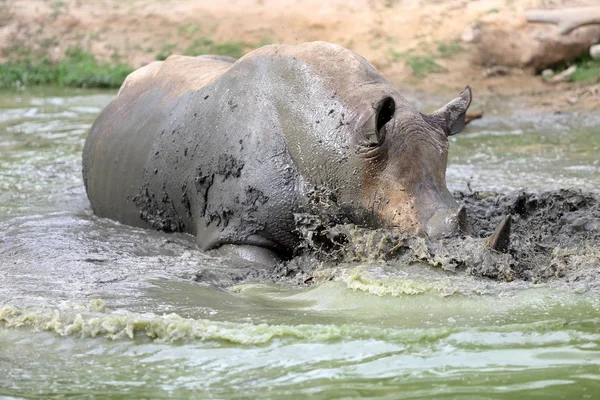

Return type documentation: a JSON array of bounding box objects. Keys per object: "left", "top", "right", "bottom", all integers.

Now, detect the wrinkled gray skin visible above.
[{"left": 82, "top": 42, "right": 472, "bottom": 264}]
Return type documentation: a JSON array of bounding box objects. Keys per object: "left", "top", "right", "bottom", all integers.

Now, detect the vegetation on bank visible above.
[
  {"left": 546, "top": 53, "right": 600, "bottom": 83},
  {"left": 569, "top": 55, "right": 600, "bottom": 83},
  {"left": 0, "top": 37, "right": 261, "bottom": 88},
  {"left": 0, "top": 46, "right": 133, "bottom": 89},
  {"left": 1, "top": 38, "right": 597, "bottom": 89}
]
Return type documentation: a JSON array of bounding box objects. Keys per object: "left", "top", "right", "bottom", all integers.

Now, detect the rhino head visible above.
[
  {"left": 353, "top": 87, "right": 472, "bottom": 239},
  {"left": 347, "top": 85, "right": 509, "bottom": 249}
]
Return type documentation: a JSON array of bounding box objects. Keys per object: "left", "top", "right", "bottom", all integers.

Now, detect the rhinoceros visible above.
[{"left": 83, "top": 41, "right": 508, "bottom": 264}]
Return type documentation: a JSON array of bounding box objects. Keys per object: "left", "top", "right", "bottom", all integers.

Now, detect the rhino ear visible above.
[{"left": 431, "top": 86, "right": 472, "bottom": 136}]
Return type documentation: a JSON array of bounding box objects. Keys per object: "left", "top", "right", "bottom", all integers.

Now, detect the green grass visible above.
[
  {"left": 49, "top": 0, "right": 68, "bottom": 20},
  {"left": 571, "top": 57, "right": 600, "bottom": 83},
  {"left": 388, "top": 39, "right": 459, "bottom": 78},
  {"left": 552, "top": 54, "right": 600, "bottom": 83},
  {"left": 177, "top": 24, "right": 200, "bottom": 36},
  {"left": 155, "top": 43, "right": 177, "bottom": 61},
  {"left": 0, "top": 46, "right": 133, "bottom": 88},
  {"left": 436, "top": 40, "right": 462, "bottom": 58},
  {"left": 406, "top": 55, "right": 446, "bottom": 78},
  {"left": 0, "top": 0, "right": 13, "bottom": 26},
  {"left": 388, "top": 48, "right": 403, "bottom": 63}
]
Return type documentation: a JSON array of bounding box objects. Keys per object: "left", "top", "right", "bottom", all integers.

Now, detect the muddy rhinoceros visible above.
[{"left": 83, "top": 41, "right": 495, "bottom": 264}]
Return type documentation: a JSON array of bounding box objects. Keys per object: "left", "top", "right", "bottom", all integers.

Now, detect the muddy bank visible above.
[{"left": 261, "top": 189, "right": 599, "bottom": 290}]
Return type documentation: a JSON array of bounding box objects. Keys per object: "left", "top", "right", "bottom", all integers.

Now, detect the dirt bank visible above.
[{"left": 2, "top": 0, "right": 598, "bottom": 109}]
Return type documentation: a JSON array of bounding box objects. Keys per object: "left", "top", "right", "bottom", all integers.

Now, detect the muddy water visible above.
[{"left": 1, "top": 88, "right": 600, "bottom": 398}]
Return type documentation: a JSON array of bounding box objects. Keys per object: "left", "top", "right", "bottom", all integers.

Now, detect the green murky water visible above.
[{"left": 1, "top": 88, "right": 600, "bottom": 399}]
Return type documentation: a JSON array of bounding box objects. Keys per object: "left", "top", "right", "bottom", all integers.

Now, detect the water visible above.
[
  {"left": 448, "top": 110, "right": 600, "bottom": 193},
  {"left": 1, "top": 87, "right": 600, "bottom": 399}
]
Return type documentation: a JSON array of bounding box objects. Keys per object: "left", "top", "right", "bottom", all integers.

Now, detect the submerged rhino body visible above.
[{"left": 82, "top": 41, "right": 473, "bottom": 263}]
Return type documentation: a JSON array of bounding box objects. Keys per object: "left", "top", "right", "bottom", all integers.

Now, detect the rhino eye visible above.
[{"left": 376, "top": 97, "right": 395, "bottom": 134}]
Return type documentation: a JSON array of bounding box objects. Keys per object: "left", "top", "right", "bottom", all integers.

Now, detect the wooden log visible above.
[
  {"left": 465, "top": 111, "right": 484, "bottom": 125},
  {"left": 526, "top": 7, "right": 600, "bottom": 35}
]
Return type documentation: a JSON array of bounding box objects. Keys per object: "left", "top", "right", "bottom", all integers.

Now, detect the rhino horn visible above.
[{"left": 486, "top": 215, "right": 511, "bottom": 253}]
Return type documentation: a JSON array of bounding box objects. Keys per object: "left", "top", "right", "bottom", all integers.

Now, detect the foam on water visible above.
[{"left": 2, "top": 290, "right": 599, "bottom": 344}]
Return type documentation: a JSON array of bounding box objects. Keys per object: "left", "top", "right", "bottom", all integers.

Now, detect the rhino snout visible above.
[{"left": 424, "top": 205, "right": 470, "bottom": 239}]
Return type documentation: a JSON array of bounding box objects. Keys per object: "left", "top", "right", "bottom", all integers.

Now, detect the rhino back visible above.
[
  {"left": 82, "top": 56, "right": 234, "bottom": 229},
  {"left": 139, "top": 57, "right": 303, "bottom": 252}
]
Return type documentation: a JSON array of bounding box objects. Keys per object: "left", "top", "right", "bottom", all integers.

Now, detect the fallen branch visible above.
[{"left": 526, "top": 7, "right": 600, "bottom": 35}]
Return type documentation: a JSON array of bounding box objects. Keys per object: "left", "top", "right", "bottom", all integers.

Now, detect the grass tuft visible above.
[
  {"left": 406, "top": 55, "right": 446, "bottom": 78},
  {"left": 436, "top": 40, "right": 462, "bottom": 59},
  {"left": 552, "top": 53, "right": 600, "bottom": 83},
  {"left": 571, "top": 57, "right": 600, "bottom": 83}
]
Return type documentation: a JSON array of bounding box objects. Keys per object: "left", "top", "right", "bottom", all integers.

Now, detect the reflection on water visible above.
[{"left": 1, "top": 87, "right": 600, "bottom": 398}]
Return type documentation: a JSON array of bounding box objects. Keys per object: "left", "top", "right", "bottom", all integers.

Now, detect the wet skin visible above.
[{"left": 82, "top": 41, "right": 472, "bottom": 264}]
